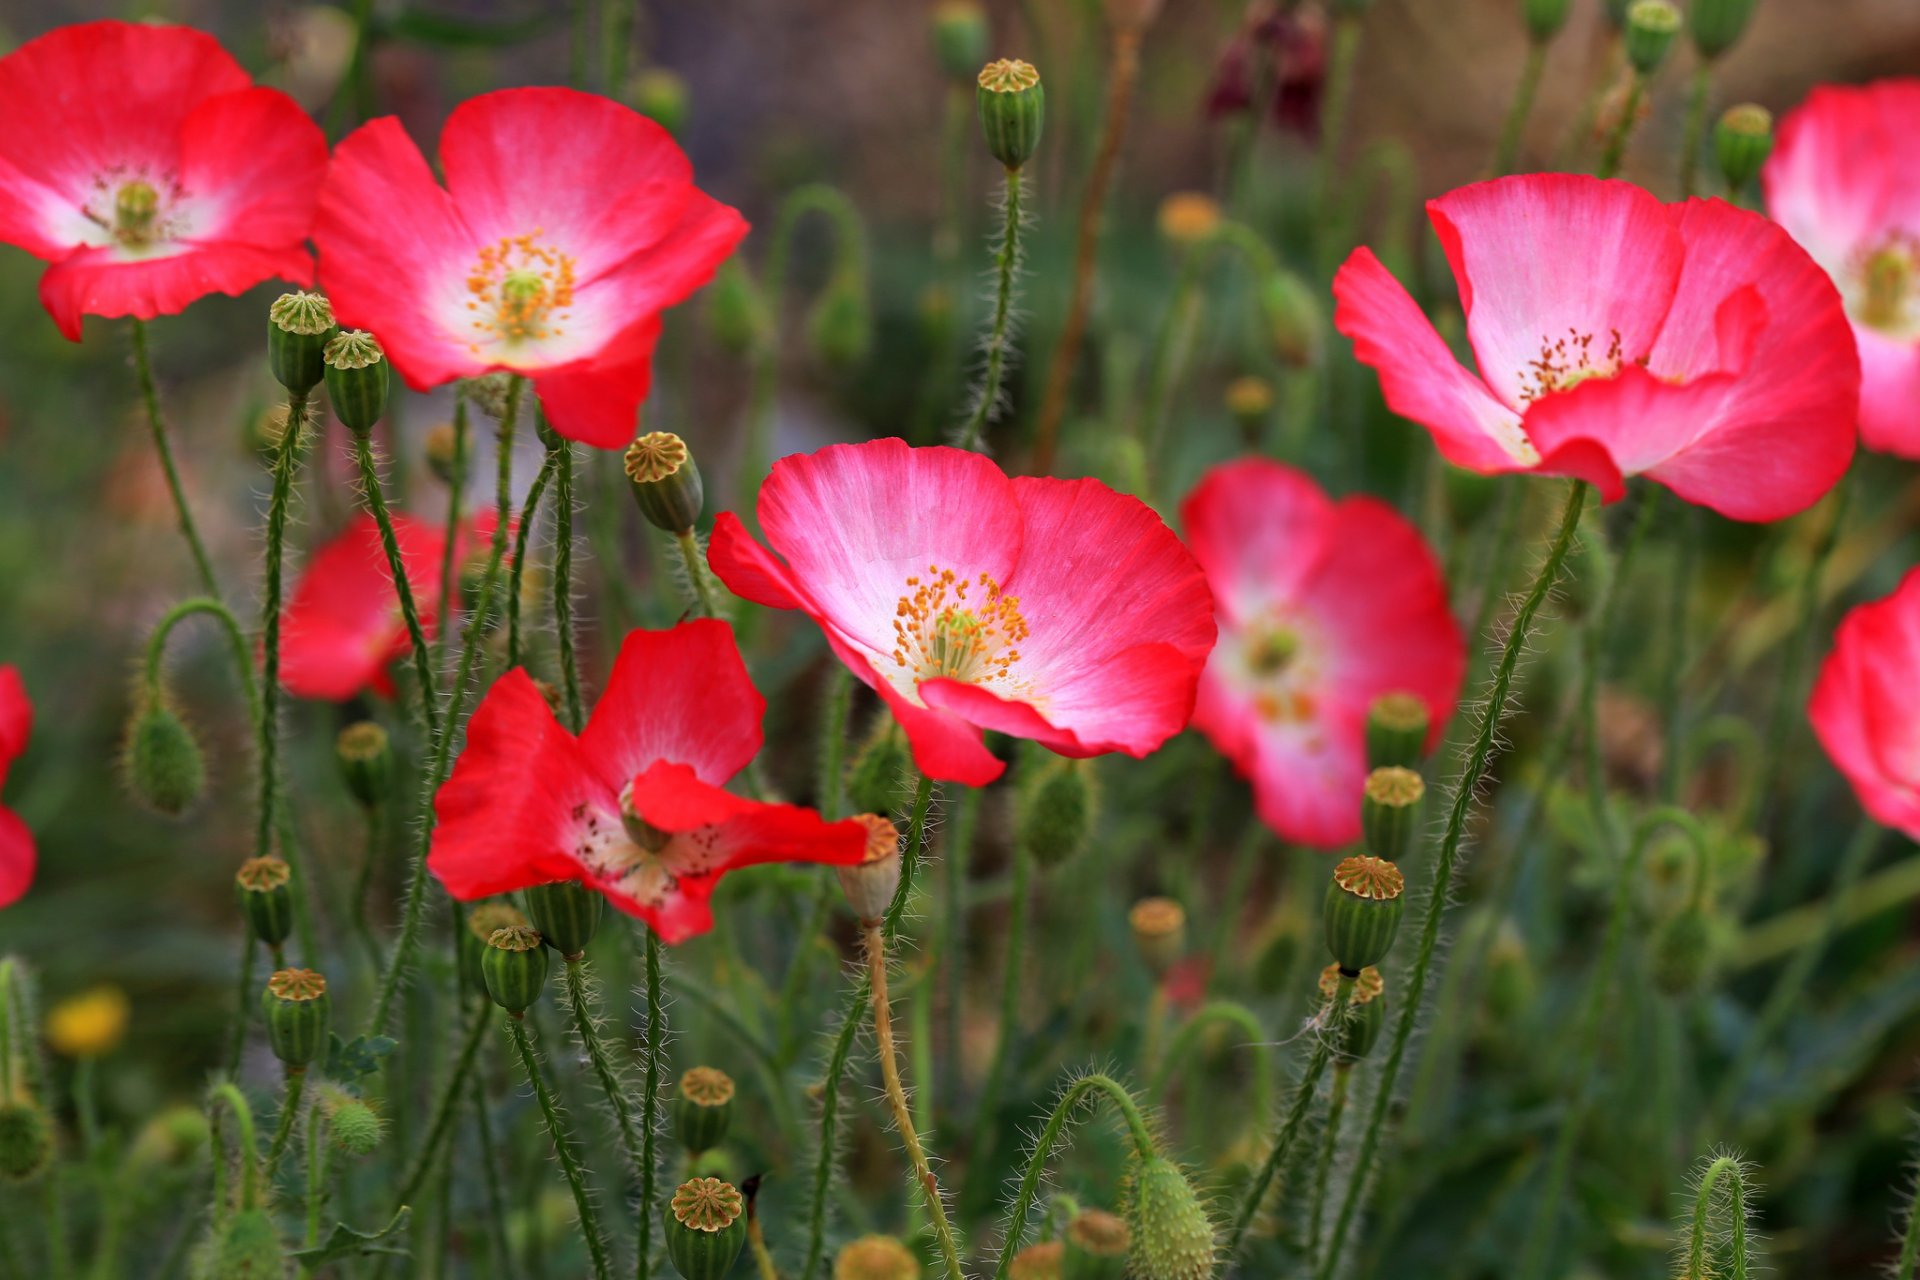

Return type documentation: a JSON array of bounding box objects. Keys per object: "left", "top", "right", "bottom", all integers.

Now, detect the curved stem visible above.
[
  {"left": 142, "top": 598, "right": 256, "bottom": 719},
  {"left": 505, "top": 1013, "right": 613, "bottom": 1280},
  {"left": 129, "top": 318, "right": 219, "bottom": 600},
  {"left": 1147, "top": 1000, "right": 1274, "bottom": 1124},
  {"left": 552, "top": 437, "right": 584, "bottom": 731},
  {"left": 974, "top": 841, "right": 1032, "bottom": 1137},
  {"left": 507, "top": 451, "right": 561, "bottom": 669},
  {"left": 957, "top": 168, "right": 1027, "bottom": 452},
  {"left": 1318, "top": 480, "right": 1590, "bottom": 1275},
  {"left": 1683, "top": 1155, "right": 1751, "bottom": 1280},
  {"left": 1492, "top": 41, "right": 1549, "bottom": 177},
  {"left": 638, "top": 929, "right": 664, "bottom": 1280},
  {"left": 993, "top": 1072, "right": 1155, "bottom": 1279},
  {"left": 352, "top": 431, "right": 441, "bottom": 737},
  {"left": 884, "top": 774, "right": 939, "bottom": 942},
  {"left": 207, "top": 1081, "right": 263, "bottom": 1213},
  {"left": 395, "top": 999, "right": 493, "bottom": 1209}
]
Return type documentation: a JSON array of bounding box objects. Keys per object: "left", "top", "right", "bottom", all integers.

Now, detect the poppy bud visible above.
[
  {"left": 1623, "top": 0, "right": 1682, "bottom": 75},
  {"left": 977, "top": 58, "right": 1045, "bottom": 171},
  {"left": 459, "top": 902, "right": 531, "bottom": 997},
  {"left": 1319, "top": 964, "right": 1386, "bottom": 1063},
  {"left": 1688, "top": 0, "right": 1755, "bottom": 59},
  {"left": 666, "top": 1176, "right": 749, "bottom": 1280},
  {"left": 1128, "top": 897, "right": 1186, "bottom": 980},
  {"left": 1156, "top": 192, "right": 1221, "bottom": 248},
  {"left": 1010, "top": 1241, "right": 1064, "bottom": 1279},
  {"left": 235, "top": 856, "right": 295, "bottom": 952},
  {"left": 124, "top": 698, "right": 207, "bottom": 817},
  {"left": 807, "top": 279, "right": 873, "bottom": 373},
  {"left": 705, "top": 260, "right": 763, "bottom": 355},
  {"left": 931, "top": 1, "right": 990, "bottom": 80},
  {"left": 320, "top": 1087, "right": 385, "bottom": 1157},
  {"left": 323, "top": 329, "right": 390, "bottom": 435},
  {"left": 1324, "top": 856, "right": 1405, "bottom": 973},
  {"left": 335, "top": 721, "right": 393, "bottom": 809},
  {"left": 207, "top": 1208, "right": 287, "bottom": 1279},
  {"left": 1224, "top": 377, "right": 1274, "bottom": 441},
  {"left": 833, "top": 1235, "right": 921, "bottom": 1279},
  {"left": 1650, "top": 907, "right": 1720, "bottom": 998},
  {"left": 631, "top": 66, "right": 690, "bottom": 134},
  {"left": 847, "top": 721, "right": 912, "bottom": 817},
  {"left": 483, "top": 924, "right": 550, "bottom": 1016},
  {"left": 261, "top": 968, "right": 331, "bottom": 1068},
  {"left": 1365, "top": 691, "right": 1430, "bottom": 770},
  {"left": 1361, "top": 766, "right": 1424, "bottom": 862},
  {"left": 523, "top": 879, "right": 604, "bottom": 961},
  {"left": 1525, "top": 0, "right": 1574, "bottom": 41},
  {"left": 1065, "top": 1208, "right": 1130, "bottom": 1280},
  {"left": 674, "top": 1066, "right": 736, "bottom": 1156},
  {"left": 268, "top": 291, "right": 337, "bottom": 395},
  {"left": 624, "top": 431, "right": 705, "bottom": 535},
  {"left": 423, "top": 422, "right": 461, "bottom": 485},
  {"left": 1016, "top": 757, "right": 1097, "bottom": 869},
  {"left": 0, "top": 1097, "right": 51, "bottom": 1183},
  {"left": 1260, "top": 270, "right": 1324, "bottom": 370},
  {"left": 837, "top": 815, "right": 905, "bottom": 923},
  {"left": 1715, "top": 104, "right": 1773, "bottom": 194},
  {"left": 1124, "top": 1155, "right": 1216, "bottom": 1280}
]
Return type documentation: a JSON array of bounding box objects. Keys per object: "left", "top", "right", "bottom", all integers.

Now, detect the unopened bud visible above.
[
  {"left": 207, "top": 1207, "right": 287, "bottom": 1279},
  {"left": 666, "top": 1176, "right": 748, "bottom": 1280},
  {"left": 335, "top": 721, "right": 393, "bottom": 809},
  {"left": 1624, "top": 0, "right": 1682, "bottom": 75},
  {"left": 837, "top": 815, "right": 904, "bottom": 922},
  {"left": 1017, "top": 757, "right": 1097, "bottom": 869},
  {"left": 1365, "top": 691, "right": 1430, "bottom": 770},
  {"left": 807, "top": 279, "right": 873, "bottom": 373},
  {"left": 1124, "top": 1155, "right": 1216, "bottom": 1280},
  {"left": 1319, "top": 964, "right": 1386, "bottom": 1063},
  {"left": 1129, "top": 897, "right": 1186, "bottom": 980},
  {"left": 631, "top": 66, "right": 689, "bottom": 134},
  {"left": 482, "top": 925, "right": 549, "bottom": 1015},
  {"left": 322, "top": 1090, "right": 385, "bottom": 1156},
  {"left": 1157, "top": 192, "right": 1221, "bottom": 248},
  {"left": 1524, "top": 0, "right": 1574, "bottom": 42},
  {"left": 268, "top": 291, "right": 337, "bottom": 395},
  {"left": 931, "top": 2, "right": 990, "bottom": 80},
  {"left": 261, "top": 968, "right": 331, "bottom": 1068},
  {"left": 674, "top": 1066, "right": 736, "bottom": 1156},
  {"left": 1065, "top": 1208, "right": 1130, "bottom": 1279},
  {"left": 1650, "top": 906, "right": 1720, "bottom": 998},
  {"left": 1010, "top": 1241, "right": 1064, "bottom": 1280},
  {"left": 460, "top": 902, "right": 530, "bottom": 996},
  {"left": 523, "top": 879, "right": 604, "bottom": 961},
  {"left": 127, "top": 1105, "right": 209, "bottom": 1171},
  {"left": 124, "top": 699, "right": 206, "bottom": 817},
  {"left": 423, "top": 422, "right": 461, "bottom": 485},
  {"left": 0, "top": 1097, "right": 51, "bottom": 1183},
  {"left": 625, "top": 431, "right": 705, "bottom": 534},
  {"left": 1689, "top": 0, "right": 1755, "bottom": 59},
  {"left": 1324, "top": 856, "right": 1404, "bottom": 973},
  {"left": 1261, "top": 270, "right": 1324, "bottom": 369},
  {"left": 322, "top": 330, "right": 390, "bottom": 435},
  {"left": 236, "top": 857, "right": 295, "bottom": 952},
  {"left": 1361, "top": 767, "right": 1424, "bottom": 862},
  {"left": 847, "top": 721, "right": 912, "bottom": 817},
  {"left": 977, "top": 59, "right": 1045, "bottom": 170},
  {"left": 1715, "top": 104, "right": 1773, "bottom": 194}
]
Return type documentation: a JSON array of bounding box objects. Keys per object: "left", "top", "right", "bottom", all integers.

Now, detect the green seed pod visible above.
[
  {"left": 322, "top": 329, "right": 390, "bottom": 435},
  {"left": 1010, "top": 1241, "right": 1064, "bottom": 1279},
  {"left": 1323, "top": 856, "right": 1405, "bottom": 973},
  {"left": 267, "top": 291, "right": 336, "bottom": 395},
  {"left": 1689, "top": 0, "right": 1756, "bottom": 59},
  {"left": 204, "top": 1207, "right": 286, "bottom": 1280},
  {"left": 334, "top": 721, "right": 393, "bottom": 809},
  {"left": 1715, "top": 104, "right": 1773, "bottom": 194},
  {"left": 931, "top": 1, "right": 990, "bottom": 80},
  {"left": 833, "top": 1235, "right": 921, "bottom": 1279},
  {"left": 705, "top": 260, "right": 762, "bottom": 355},
  {"left": 673, "top": 1067, "right": 736, "bottom": 1156},
  {"left": 522, "top": 880, "right": 604, "bottom": 961},
  {"left": 836, "top": 814, "right": 904, "bottom": 922},
  {"left": 1650, "top": 907, "right": 1720, "bottom": 998},
  {"left": 124, "top": 699, "right": 207, "bottom": 817},
  {"left": 0, "top": 1097, "right": 52, "bottom": 1182},
  {"left": 624, "top": 431, "right": 705, "bottom": 535},
  {"left": 1016, "top": 757, "right": 1097, "bottom": 869},
  {"left": 1319, "top": 964, "right": 1387, "bottom": 1064},
  {"left": 1365, "top": 691, "right": 1430, "bottom": 770},
  {"left": 1124, "top": 1155, "right": 1216, "bottom": 1280},
  {"left": 1064, "top": 1208, "right": 1130, "bottom": 1280},
  {"left": 977, "top": 58, "right": 1045, "bottom": 171},
  {"left": 630, "top": 66, "right": 690, "bottom": 134},
  {"left": 806, "top": 279, "right": 873, "bottom": 373},
  {"left": 423, "top": 422, "right": 461, "bottom": 485},
  {"left": 482, "top": 924, "right": 550, "bottom": 1015},
  {"left": 1360, "top": 767, "right": 1424, "bottom": 863},
  {"left": 665, "top": 1177, "right": 748, "bottom": 1280},
  {"left": 322, "top": 1092, "right": 385, "bottom": 1157},
  {"left": 235, "top": 857, "right": 295, "bottom": 951},
  {"left": 1260, "top": 270, "right": 1324, "bottom": 370},
  {"left": 846, "top": 720, "right": 912, "bottom": 817},
  {"left": 1129, "top": 897, "right": 1186, "bottom": 981},
  {"left": 459, "top": 902, "right": 531, "bottom": 997},
  {"left": 261, "top": 968, "right": 331, "bottom": 1068},
  {"left": 1524, "top": 0, "right": 1574, "bottom": 41},
  {"left": 1623, "top": 0, "right": 1682, "bottom": 75}
]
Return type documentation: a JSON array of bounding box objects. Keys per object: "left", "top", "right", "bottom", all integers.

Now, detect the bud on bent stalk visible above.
[
  {"left": 836, "top": 815, "right": 905, "bottom": 922},
  {"left": 674, "top": 1066, "right": 736, "bottom": 1156},
  {"left": 124, "top": 698, "right": 207, "bottom": 817},
  {"left": 1065, "top": 1207, "right": 1131, "bottom": 1280},
  {"left": 522, "top": 879, "right": 604, "bottom": 961},
  {"left": 261, "top": 968, "right": 331, "bottom": 1068},
  {"left": 625, "top": 431, "right": 705, "bottom": 534},
  {"left": 334, "top": 721, "right": 393, "bottom": 809},
  {"left": 322, "top": 330, "right": 390, "bottom": 435},
  {"left": 931, "top": 1, "right": 990, "bottom": 81},
  {"left": 1125, "top": 1154, "right": 1217, "bottom": 1280},
  {"left": 665, "top": 1176, "right": 749, "bottom": 1280},
  {"left": 482, "top": 924, "right": 550, "bottom": 1016},
  {"left": 1129, "top": 897, "right": 1187, "bottom": 981},
  {"left": 806, "top": 278, "right": 874, "bottom": 373},
  {"left": 267, "top": 291, "right": 337, "bottom": 395},
  {"left": 1323, "top": 855, "right": 1405, "bottom": 973},
  {"left": 1361, "top": 766, "right": 1425, "bottom": 862},
  {"left": 235, "top": 856, "right": 295, "bottom": 952},
  {"left": 833, "top": 1235, "right": 921, "bottom": 1280},
  {"left": 1650, "top": 906, "right": 1720, "bottom": 997},
  {"left": 1624, "top": 0, "right": 1682, "bottom": 76},
  {"left": 459, "top": 902, "right": 530, "bottom": 997},
  {"left": 1715, "top": 104, "right": 1773, "bottom": 194},
  {"left": 1017, "top": 757, "right": 1097, "bottom": 869},
  {"left": 209, "top": 1209, "right": 288, "bottom": 1278},
  {"left": 1524, "top": 0, "right": 1574, "bottom": 42},
  {"left": 705, "top": 260, "right": 762, "bottom": 355},
  {"left": 1365, "top": 690, "right": 1430, "bottom": 770},
  {"left": 977, "top": 58, "right": 1045, "bottom": 170},
  {"left": 1688, "top": 0, "right": 1756, "bottom": 60},
  {"left": 1319, "top": 964, "right": 1387, "bottom": 1063}
]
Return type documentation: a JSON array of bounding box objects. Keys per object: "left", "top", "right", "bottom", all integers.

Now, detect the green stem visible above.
[
  {"left": 801, "top": 972, "right": 871, "bottom": 1280},
  {"left": 1140, "top": 255, "right": 1206, "bottom": 478},
  {"left": 1492, "top": 41, "right": 1549, "bottom": 177},
  {"left": 129, "top": 318, "right": 219, "bottom": 601},
  {"left": 208, "top": 1081, "right": 263, "bottom": 1213},
  {"left": 395, "top": 999, "right": 493, "bottom": 1209},
  {"left": 304, "top": 1104, "right": 327, "bottom": 1254},
  {"left": 943, "top": 785, "right": 981, "bottom": 1110},
  {"left": 638, "top": 929, "right": 664, "bottom": 1280},
  {"left": 1307, "top": 1068, "right": 1353, "bottom": 1264},
  {"left": 552, "top": 438, "right": 584, "bottom": 731},
  {"left": 1678, "top": 62, "right": 1714, "bottom": 198},
  {"left": 1147, "top": 1000, "right": 1274, "bottom": 1128},
  {"left": 957, "top": 167, "right": 1027, "bottom": 452},
  {"left": 266, "top": 1067, "right": 308, "bottom": 1177},
  {"left": 817, "top": 668, "right": 853, "bottom": 820},
  {"left": 1684, "top": 1155, "right": 1751, "bottom": 1280},
  {"left": 505, "top": 1013, "right": 613, "bottom": 1280},
  {"left": 258, "top": 391, "right": 308, "bottom": 865},
  {"left": 1318, "top": 480, "right": 1590, "bottom": 1275},
  {"left": 224, "top": 937, "right": 257, "bottom": 1079},
  {"left": 435, "top": 398, "right": 470, "bottom": 666},
  {"left": 1313, "top": 15, "right": 1364, "bottom": 263},
  {"left": 142, "top": 597, "right": 257, "bottom": 719},
  {"left": 352, "top": 430, "right": 441, "bottom": 737},
  {"left": 1597, "top": 74, "right": 1647, "bottom": 180},
  {"left": 1660, "top": 501, "right": 1697, "bottom": 801},
  {"left": 993, "top": 1073, "right": 1155, "bottom": 1279},
  {"left": 350, "top": 803, "right": 385, "bottom": 973},
  {"left": 561, "top": 959, "right": 646, "bottom": 1176},
  {"left": 674, "top": 529, "right": 724, "bottom": 618},
  {"left": 507, "top": 451, "right": 561, "bottom": 669},
  {"left": 885, "top": 775, "right": 939, "bottom": 943},
  {"left": 473, "top": 1074, "right": 517, "bottom": 1280}
]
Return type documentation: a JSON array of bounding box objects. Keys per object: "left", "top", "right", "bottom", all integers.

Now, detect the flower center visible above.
[
  {"left": 1242, "top": 616, "right": 1319, "bottom": 727},
  {"left": 80, "top": 170, "right": 187, "bottom": 252},
  {"left": 572, "top": 797, "right": 724, "bottom": 913},
  {"left": 113, "top": 180, "right": 160, "bottom": 246},
  {"left": 1855, "top": 235, "right": 1920, "bottom": 334},
  {"left": 464, "top": 232, "right": 577, "bottom": 353},
  {"left": 1246, "top": 626, "right": 1299, "bottom": 676},
  {"left": 1516, "top": 327, "right": 1627, "bottom": 405},
  {"left": 892, "top": 566, "right": 1030, "bottom": 687}
]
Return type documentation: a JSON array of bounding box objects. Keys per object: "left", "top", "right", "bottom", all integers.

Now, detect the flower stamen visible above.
[
  {"left": 892, "top": 565, "right": 1030, "bottom": 687},
  {"left": 464, "top": 231, "right": 577, "bottom": 353}
]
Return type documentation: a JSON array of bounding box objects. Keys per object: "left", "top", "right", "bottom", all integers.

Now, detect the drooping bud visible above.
[
  {"left": 1010, "top": 1241, "right": 1064, "bottom": 1280},
  {"left": 335, "top": 721, "right": 393, "bottom": 809},
  {"left": 235, "top": 857, "right": 295, "bottom": 952},
  {"left": 705, "top": 260, "right": 763, "bottom": 355},
  {"left": 45, "top": 985, "right": 129, "bottom": 1060},
  {"left": 459, "top": 902, "right": 530, "bottom": 997},
  {"left": 631, "top": 66, "right": 690, "bottom": 134},
  {"left": 268, "top": 291, "right": 337, "bottom": 395},
  {"left": 261, "top": 968, "right": 331, "bottom": 1068},
  {"left": 1715, "top": 104, "right": 1773, "bottom": 194},
  {"left": 482, "top": 925, "right": 550, "bottom": 1016},
  {"left": 931, "top": 2, "right": 990, "bottom": 80},
  {"left": 1323, "top": 856, "right": 1405, "bottom": 973},
  {"left": 834, "top": 1235, "right": 922, "bottom": 1280},
  {"left": 624, "top": 431, "right": 705, "bottom": 534},
  {"left": 1260, "top": 270, "right": 1324, "bottom": 369},
  {"left": 523, "top": 880, "right": 604, "bottom": 961},
  {"left": 847, "top": 720, "right": 913, "bottom": 817},
  {"left": 1318, "top": 964, "right": 1386, "bottom": 1064},
  {"left": 0, "top": 1097, "right": 51, "bottom": 1183},
  {"left": 1124, "top": 1155, "right": 1216, "bottom": 1280},
  {"left": 837, "top": 815, "right": 905, "bottom": 923},
  {"left": 1129, "top": 897, "right": 1187, "bottom": 981},
  {"left": 322, "top": 329, "right": 390, "bottom": 435},
  {"left": 977, "top": 58, "right": 1045, "bottom": 171},
  {"left": 123, "top": 698, "right": 207, "bottom": 817},
  {"left": 665, "top": 1176, "right": 749, "bottom": 1280},
  {"left": 807, "top": 279, "right": 873, "bottom": 373},
  {"left": 320, "top": 1087, "right": 385, "bottom": 1157},
  {"left": 1064, "top": 1208, "right": 1130, "bottom": 1280},
  {"left": 1156, "top": 192, "right": 1222, "bottom": 248},
  {"left": 206, "top": 1208, "right": 287, "bottom": 1280},
  {"left": 1360, "top": 767, "right": 1424, "bottom": 863},
  {"left": 1016, "top": 757, "right": 1097, "bottom": 869},
  {"left": 1688, "top": 0, "right": 1756, "bottom": 59},
  {"left": 1224, "top": 377, "right": 1274, "bottom": 441},
  {"left": 1524, "top": 0, "right": 1574, "bottom": 42},
  {"left": 674, "top": 1066, "right": 736, "bottom": 1156},
  {"left": 1365, "top": 691, "right": 1430, "bottom": 770},
  {"left": 1623, "top": 0, "right": 1682, "bottom": 75},
  {"left": 423, "top": 422, "right": 461, "bottom": 485},
  {"left": 1650, "top": 906, "right": 1720, "bottom": 998}
]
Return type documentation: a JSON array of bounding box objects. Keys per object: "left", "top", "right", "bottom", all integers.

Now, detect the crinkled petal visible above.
[
  {"left": 1809, "top": 571, "right": 1920, "bottom": 839},
  {"left": 578, "top": 621, "right": 764, "bottom": 793},
  {"left": 39, "top": 240, "right": 313, "bottom": 340},
  {"left": 280, "top": 512, "right": 448, "bottom": 702}
]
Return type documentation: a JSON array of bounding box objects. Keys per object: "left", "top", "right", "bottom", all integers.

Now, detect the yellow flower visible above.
[
  {"left": 46, "top": 985, "right": 129, "bottom": 1059},
  {"left": 1157, "top": 192, "right": 1222, "bottom": 247}
]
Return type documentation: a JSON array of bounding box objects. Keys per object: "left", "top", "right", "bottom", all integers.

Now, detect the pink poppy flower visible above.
[
  {"left": 429, "top": 620, "right": 868, "bottom": 943},
  {"left": 1333, "top": 173, "right": 1859, "bottom": 522},
  {"left": 709, "top": 439, "right": 1217, "bottom": 787},
  {"left": 1765, "top": 80, "right": 1920, "bottom": 458},
  {"left": 1181, "top": 460, "right": 1463, "bottom": 848},
  {"left": 1809, "top": 568, "right": 1920, "bottom": 839},
  {"left": 314, "top": 87, "right": 748, "bottom": 450},
  {"left": 279, "top": 510, "right": 494, "bottom": 702},
  {"left": 0, "top": 666, "right": 34, "bottom": 909},
  {"left": 0, "top": 21, "right": 326, "bottom": 340}
]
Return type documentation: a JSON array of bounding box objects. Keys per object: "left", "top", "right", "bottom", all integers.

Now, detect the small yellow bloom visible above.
[
  {"left": 46, "top": 985, "right": 130, "bottom": 1059},
  {"left": 1157, "top": 192, "right": 1222, "bottom": 247}
]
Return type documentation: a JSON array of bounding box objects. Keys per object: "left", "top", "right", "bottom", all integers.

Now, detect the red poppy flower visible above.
[
  {"left": 0, "top": 666, "right": 35, "bottom": 909},
  {"left": 428, "top": 620, "right": 868, "bottom": 943},
  {"left": 1333, "top": 174, "right": 1859, "bottom": 522},
  {"left": 0, "top": 21, "right": 326, "bottom": 340},
  {"left": 314, "top": 87, "right": 748, "bottom": 450},
  {"left": 1765, "top": 80, "right": 1920, "bottom": 458},
  {"left": 709, "top": 439, "right": 1217, "bottom": 787},
  {"left": 1181, "top": 460, "right": 1462, "bottom": 848},
  {"left": 1809, "top": 568, "right": 1920, "bottom": 839},
  {"left": 279, "top": 510, "right": 494, "bottom": 702}
]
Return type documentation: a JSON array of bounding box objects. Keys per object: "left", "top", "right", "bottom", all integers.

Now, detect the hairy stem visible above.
[
  {"left": 637, "top": 929, "right": 665, "bottom": 1280},
  {"left": 505, "top": 1014, "right": 613, "bottom": 1280},
  {"left": 957, "top": 167, "right": 1028, "bottom": 452},
  {"left": 352, "top": 431, "right": 441, "bottom": 737},
  {"left": 673, "top": 529, "right": 724, "bottom": 618},
  {"left": 994, "top": 1073, "right": 1155, "bottom": 1278},
  {"left": 395, "top": 999, "right": 493, "bottom": 1209},
  {"left": 1683, "top": 1155, "right": 1752, "bottom": 1280},
  {"left": 129, "top": 318, "right": 219, "bottom": 602},
  {"left": 552, "top": 437, "right": 584, "bottom": 731},
  {"left": 1308, "top": 1067, "right": 1353, "bottom": 1264}
]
